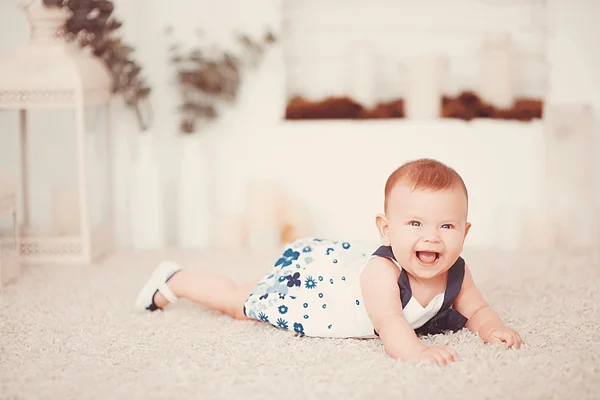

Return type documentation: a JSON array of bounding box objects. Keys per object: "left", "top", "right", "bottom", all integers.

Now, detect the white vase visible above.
[
  {"left": 349, "top": 40, "right": 377, "bottom": 109},
  {"left": 478, "top": 33, "right": 514, "bottom": 109},
  {"left": 405, "top": 56, "right": 446, "bottom": 119},
  {"left": 129, "top": 133, "right": 165, "bottom": 249},
  {"left": 177, "top": 134, "right": 213, "bottom": 249}
]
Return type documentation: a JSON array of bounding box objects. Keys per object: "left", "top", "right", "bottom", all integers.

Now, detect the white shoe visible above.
[{"left": 135, "top": 260, "right": 182, "bottom": 312}]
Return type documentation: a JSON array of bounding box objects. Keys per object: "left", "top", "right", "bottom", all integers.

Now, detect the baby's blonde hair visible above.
[{"left": 384, "top": 159, "right": 468, "bottom": 212}]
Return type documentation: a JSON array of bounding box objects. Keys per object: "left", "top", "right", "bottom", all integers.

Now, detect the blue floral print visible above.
[
  {"left": 305, "top": 276, "right": 317, "bottom": 289},
  {"left": 277, "top": 318, "right": 288, "bottom": 329},
  {"left": 285, "top": 272, "right": 301, "bottom": 288},
  {"left": 243, "top": 237, "right": 371, "bottom": 337},
  {"left": 294, "top": 322, "right": 305, "bottom": 335},
  {"left": 275, "top": 248, "right": 300, "bottom": 268},
  {"left": 258, "top": 312, "right": 269, "bottom": 322}
]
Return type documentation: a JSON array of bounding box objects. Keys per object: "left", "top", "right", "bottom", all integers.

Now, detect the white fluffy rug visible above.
[{"left": 1, "top": 247, "right": 599, "bottom": 400}]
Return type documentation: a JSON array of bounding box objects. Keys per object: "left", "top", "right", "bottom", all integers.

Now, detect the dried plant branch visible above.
[
  {"left": 168, "top": 28, "right": 277, "bottom": 134},
  {"left": 43, "top": 0, "right": 152, "bottom": 131}
]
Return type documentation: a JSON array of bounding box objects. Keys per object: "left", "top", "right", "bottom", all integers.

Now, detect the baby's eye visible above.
[
  {"left": 441, "top": 224, "right": 453, "bottom": 229},
  {"left": 410, "top": 221, "right": 421, "bottom": 227}
]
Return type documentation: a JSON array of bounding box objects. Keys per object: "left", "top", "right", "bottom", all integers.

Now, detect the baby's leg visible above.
[{"left": 154, "top": 271, "right": 260, "bottom": 320}]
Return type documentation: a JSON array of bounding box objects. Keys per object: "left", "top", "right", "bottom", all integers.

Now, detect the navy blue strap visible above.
[
  {"left": 441, "top": 257, "right": 465, "bottom": 311},
  {"left": 372, "top": 245, "right": 395, "bottom": 260},
  {"left": 372, "top": 246, "right": 465, "bottom": 309},
  {"left": 397, "top": 270, "right": 412, "bottom": 308},
  {"left": 371, "top": 245, "right": 468, "bottom": 336}
]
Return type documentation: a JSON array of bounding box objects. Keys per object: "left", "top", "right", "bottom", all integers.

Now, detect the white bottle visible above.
[
  {"left": 129, "top": 132, "right": 165, "bottom": 249},
  {"left": 177, "top": 133, "right": 213, "bottom": 249}
]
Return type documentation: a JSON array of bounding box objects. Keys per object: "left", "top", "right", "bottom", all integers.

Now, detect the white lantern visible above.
[
  {"left": 0, "top": 3, "right": 114, "bottom": 265},
  {"left": 0, "top": 172, "right": 20, "bottom": 288}
]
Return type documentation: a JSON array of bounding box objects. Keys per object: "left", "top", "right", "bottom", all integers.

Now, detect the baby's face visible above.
[{"left": 385, "top": 183, "right": 470, "bottom": 281}]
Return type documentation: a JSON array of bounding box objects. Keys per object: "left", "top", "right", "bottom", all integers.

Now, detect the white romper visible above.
[{"left": 243, "top": 237, "right": 468, "bottom": 338}]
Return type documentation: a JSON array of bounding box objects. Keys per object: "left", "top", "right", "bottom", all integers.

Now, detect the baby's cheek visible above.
[
  {"left": 443, "top": 233, "right": 464, "bottom": 251},
  {"left": 389, "top": 231, "right": 407, "bottom": 246},
  {"left": 443, "top": 229, "right": 463, "bottom": 240}
]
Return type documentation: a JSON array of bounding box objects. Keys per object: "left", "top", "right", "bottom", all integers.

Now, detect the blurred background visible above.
[{"left": 0, "top": 0, "right": 598, "bottom": 267}]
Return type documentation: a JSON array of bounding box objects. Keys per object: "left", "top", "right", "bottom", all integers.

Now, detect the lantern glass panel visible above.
[{"left": 84, "top": 105, "right": 111, "bottom": 232}]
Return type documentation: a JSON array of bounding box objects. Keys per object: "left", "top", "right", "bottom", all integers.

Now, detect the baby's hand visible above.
[
  {"left": 487, "top": 327, "right": 523, "bottom": 349},
  {"left": 419, "top": 346, "right": 458, "bottom": 366}
]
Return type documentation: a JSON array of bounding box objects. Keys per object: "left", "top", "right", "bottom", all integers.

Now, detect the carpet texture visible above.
[{"left": 1, "top": 247, "right": 599, "bottom": 400}]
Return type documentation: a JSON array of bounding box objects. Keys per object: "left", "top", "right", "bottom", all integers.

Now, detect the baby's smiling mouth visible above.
[{"left": 416, "top": 251, "right": 440, "bottom": 264}]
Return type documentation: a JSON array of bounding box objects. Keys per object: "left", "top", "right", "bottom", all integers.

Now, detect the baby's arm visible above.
[
  {"left": 360, "top": 257, "right": 457, "bottom": 364},
  {"left": 453, "top": 264, "right": 523, "bottom": 348}
]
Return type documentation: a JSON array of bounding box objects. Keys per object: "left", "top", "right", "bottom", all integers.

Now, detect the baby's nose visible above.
[{"left": 422, "top": 231, "right": 441, "bottom": 243}]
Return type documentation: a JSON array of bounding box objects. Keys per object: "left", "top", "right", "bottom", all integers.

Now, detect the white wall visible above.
[
  {"left": 283, "top": 0, "right": 547, "bottom": 101},
  {"left": 225, "top": 118, "right": 546, "bottom": 250},
  {"left": 0, "top": 0, "right": 598, "bottom": 252},
  {"left": 546, "top": 0, "right": 600, "bottom": 209}
]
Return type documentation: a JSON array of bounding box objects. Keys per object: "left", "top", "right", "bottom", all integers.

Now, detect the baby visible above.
[{"left": 135, "top": 158, "right": 522, "bottom": 365}]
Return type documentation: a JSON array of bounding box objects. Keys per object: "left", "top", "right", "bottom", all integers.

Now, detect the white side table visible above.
[{"left": 0, "top": 172, "right": 20, "bottom": 288}]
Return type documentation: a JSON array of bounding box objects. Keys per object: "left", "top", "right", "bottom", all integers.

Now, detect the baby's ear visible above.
[
  {"left": 375, "top": 214, "right": 391, "bottom": 245},
  {"left": 464, "top": 222, "right": 472, "bottom": 238}
]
